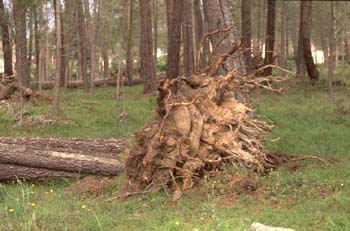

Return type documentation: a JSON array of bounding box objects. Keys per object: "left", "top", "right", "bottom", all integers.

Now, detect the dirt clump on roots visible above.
[{"left": 125, "top": 71, "right": 286, "bottom": 195}]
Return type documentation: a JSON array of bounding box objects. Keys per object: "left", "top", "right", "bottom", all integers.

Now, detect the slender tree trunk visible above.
[
  {"left": 344, "top": 35, "right": 350, "bottom": 65},
  {"left": 139, "top": 0, "right": 156, "bottom": 93},
  {"left": 53, "top": 0, "right": 62, "bottom": 117},
  {"left": 285, "top": 6, "right": 289, "bottom": 65},
  {"left": 75, "top": 0, "right": 88, "bottom": 91},
  {"left": 34, "top": 5, "right": 40, "bottom": 79},
  {"left": 327, "top": 1, "right": 335, "bottom": 100},
  {"left": 335, "top": 46, "right": 339, "bottom": 69},
  {"left": 280, "top": 0, "right": 287, "bottom": 68},
  {"left": 59, "top": 5, "right": 66, "bottom": 88},
  {"left": 28, "top": 12, "right": 34, "bottom": 75},
  {"left": 92, "top": 0, "right": 100, "bottom": 89},
  {"left": 153, "top": 0, "right": 158, "bottom": 68},
  {"left": 257, "top": 0, "right": 262, "bottom": 51},
  {"left": 263, "top": 0, "right": 276, "bottom": 76},
  {"left": 241, "top": 0, "right": 252, "bottom": 72},
  {"left": 125, "top": 0, "right": 134, "bottom": 85},
  {"left": 296, "top": 2, "right": 306, "bottom": 78},
  {"left": 166, "top": 0, "right": 183, "bottom": 79},
  {"left": 63, "top": 0, "right": 75, "bottom": 85},
  {"left": 100, "top": 0, "right": 110, "bottom": 79},
  {"left": 38, "top": 2, "right": 48, "bottom": 91},
  {"left": 182, "top": 0, "right": 194, "bottom": 77},
  {"left": 321, "top": 32, "right": 328, "bottom": 65},
  {"left": 13, "top": 0, "right": 30, "bottom": 87},
  {"left": 0, "top": 0, "right": 13, "bottom": 77},
  {"left": 301, "top": 0, "right": 319, "bottom": 80}
]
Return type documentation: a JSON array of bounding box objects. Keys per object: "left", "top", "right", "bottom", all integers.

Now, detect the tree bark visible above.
[
  {"left": 13, "top": 0, "right": 30, "bottom": 87},
  {"left": 0, "top": 0, "right": 13, "bottom": 77},
  {"left": 182, "top": 0, "right": 195, "bottom": 77},
  {"left": 139, "top": 0, "right": 156, "bottom": 93},
  {"left": 280, "top": 0, "right": 287, "bottom": 68},
  {"left": 125, "top": 0, "right": 134, "bottom": 85},
  {"left": 53, "top": 0, "right": 62, "bottom": 117},
  {"left": 344, "top": 35, "right": 350, "bottom": 65},
  {"left": 0, "top": 137, "right": 127, "bottom": 181},
  {"left": 327, "top": 1, "right": 335, "bottom": 100},
  {"left": 0, "top": 163, "right": 78, "bottom": 182},
  {"left": 263, "top": 0, "right": 276, "bottom": 76},
  {"left": 100, "top": 0, "right": 111, "bottom": 79},
  {"left": 241, "top": 0, "right": 252, "bottom": 72},
  {"left": 296, "top": 2, "right": 306, "bottom": 78},
  {"left": 153, "top": 0, "right": 158, "bottom": 68},
  {"left": 300, "top": 0, "right": 319, "bottom": 80},
  {"left": 75, "top": 0, "right": 89, "bottom": 91},
  {"left": 166, "top": 0, "right": 183, "bottom": 79}
]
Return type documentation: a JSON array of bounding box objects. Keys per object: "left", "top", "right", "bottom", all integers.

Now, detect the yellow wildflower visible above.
[
  {"left": 31, "top": 203, "right": 36, "bottom": 207},
  {"left": 8, "top": 208, "right": 14, "bottom": 213},
  {"left": 82, "top": 205, "right": 87, "bottom": 209},
  {"left": 175, "top": 221, "right": 180, "bottom": 226}
]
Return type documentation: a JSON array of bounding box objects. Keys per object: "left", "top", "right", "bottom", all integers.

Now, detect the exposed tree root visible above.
[{"left": 125, "top": 71, "right": 290, "bottom": 195}]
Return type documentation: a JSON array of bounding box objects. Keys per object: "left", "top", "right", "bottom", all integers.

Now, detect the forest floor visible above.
[{"left": 0, "top": 67, "right": 350, "bottom": 230}]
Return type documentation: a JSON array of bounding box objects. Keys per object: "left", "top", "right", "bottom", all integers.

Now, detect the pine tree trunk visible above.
[
  {"left": 301, "top": 0, "right": 319, "bottom": 80},
  {"left": 280, "top": 1, "right": 287, "bottom": 68},
  {"left": 139, "top": 0, "right": 156, "bottom": 93},
  {"left": 182, "top": 0, "right": 194, "bottom": 77},
  {"left": 296, "top": 1, "right": 306, "bottom": 78},
  {"left": 75, "top": 0, "right": 88, "bottom": 91},
  {"left": 165, "top": 0, "right": 183, "bottom": 79},
  {"left": 53, "top": 0, "right": 62, "bottom": 117},
  {"left": 125, "top": 0, "right": 134, "bottom": 85},
  {"left": 153, "top": 0, "right": 158, "bottom": 68},
  {"left": 263, "top": 0, "right": 276, "bottom": 76},
  {"left": 0, "top": 0, "right": 13, "bottom": 77},
  {"left": 241, "top": 0, "right": 252, "bottom": 72},
  {"left": 344, "top": 35, "right": 350, "bottom": 65},
  {"left": 328, "top": 1, "right": 335, "bottom": 100},
  {"left": 13, "top": 0, "right": 30, "bottom": 87}
]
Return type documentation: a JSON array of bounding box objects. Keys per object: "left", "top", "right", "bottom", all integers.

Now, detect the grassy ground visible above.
[{"left": 0, "top": 73, "right": 350, "bottom": 231}]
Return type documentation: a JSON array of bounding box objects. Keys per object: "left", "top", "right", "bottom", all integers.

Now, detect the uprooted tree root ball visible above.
[{"left": 125, "top": 71, "right": 288, "bottom": 195}]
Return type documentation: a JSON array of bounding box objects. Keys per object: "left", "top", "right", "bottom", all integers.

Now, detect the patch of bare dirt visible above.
[{"left": 64, "top": 176, "right": 117, "bottom": 197}]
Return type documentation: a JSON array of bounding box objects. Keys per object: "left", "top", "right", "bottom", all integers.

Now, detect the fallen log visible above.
[
  {"left": 0, "top": 137, "right": 128, "bottom": 159},
  {"left": 0, "top": 163, "right": 78, "bottom": 182},
  {"left": 32, "top": 78, "right": 144, "bottom": 90},
  {"left": 0, "top": 137, "right": 128, "bottom": 182}
]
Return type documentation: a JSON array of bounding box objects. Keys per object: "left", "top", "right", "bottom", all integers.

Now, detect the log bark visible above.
[
  {"left": 0, "top": 137, "right": 127, "bottom": 181},
  {"left": 0, "top": 163, "right": 78, "bottom": 182}
]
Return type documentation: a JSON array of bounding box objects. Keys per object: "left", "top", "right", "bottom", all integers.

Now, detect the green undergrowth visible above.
[
  {"left": 0, "top": 75, "right": 350, "bottom": 230},
  {"left": 0, "top": 85, "right": 156, "bottom": 139}
]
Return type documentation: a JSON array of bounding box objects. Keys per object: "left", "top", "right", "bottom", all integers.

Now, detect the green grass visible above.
[
  {"left": 1, "top": 76, "right": 350, "bottom": 230},
  {"left": 0, "top": 85, "right": 156, "bottom": 139}
]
